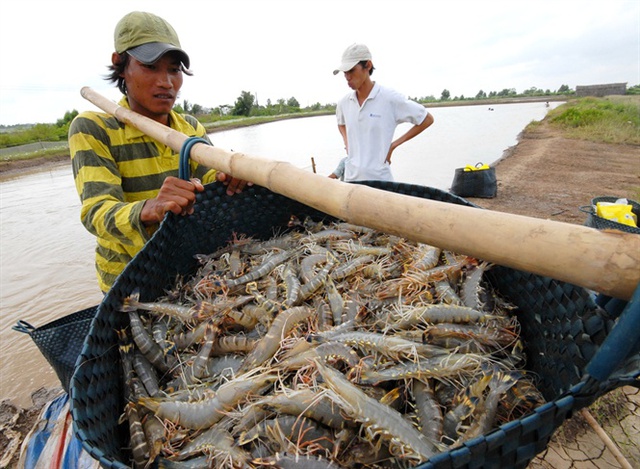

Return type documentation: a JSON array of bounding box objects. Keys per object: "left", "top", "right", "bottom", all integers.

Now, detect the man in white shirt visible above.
[{"left": 333, "top": 43, "right": 434, "bottom": 182}]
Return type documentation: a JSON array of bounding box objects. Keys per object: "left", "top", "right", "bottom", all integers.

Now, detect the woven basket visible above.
[
  {"left": 13, "top": 305, "right": 98, "bottom": 393},
  {"left": 70, "top": 181, "right": 639, "bottom": 469},
  {"left": 581, "top": 196, "right": 640, "bottom": 234}
]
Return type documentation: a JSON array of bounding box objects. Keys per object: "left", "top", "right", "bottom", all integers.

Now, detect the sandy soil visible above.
[
  {"left": 469, "top": 119, "right": 638, "bottom": 223},
  {"left": 1, "top": 120, "right": 638, "bottom": 467}
]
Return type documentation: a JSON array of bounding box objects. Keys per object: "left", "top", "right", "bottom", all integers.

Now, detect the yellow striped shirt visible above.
[{"left": 69, "top": 97, "right": 217, "bottom": 293}]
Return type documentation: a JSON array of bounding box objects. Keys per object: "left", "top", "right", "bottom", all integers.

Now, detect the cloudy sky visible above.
[{"left": 0, "top": 0, "right": 637, "bottom": 126}]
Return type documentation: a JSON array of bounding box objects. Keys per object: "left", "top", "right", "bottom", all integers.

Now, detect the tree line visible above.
[
  {"left": 2, "top": 84, "right": 639, "bottom": 149},
  {"left": 426, "top": 84, "right": 574, "bottom": 102}
]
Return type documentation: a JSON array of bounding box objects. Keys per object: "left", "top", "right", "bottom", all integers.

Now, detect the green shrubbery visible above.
[
  {"left": 0, "top": 110, "right": 78, "bottom": 149},
  {"left": 0, "top": 123, "right": 67, "bottom": 148},
  {"left": 548, "top": 96, "right": 640, "bottom": 144}
]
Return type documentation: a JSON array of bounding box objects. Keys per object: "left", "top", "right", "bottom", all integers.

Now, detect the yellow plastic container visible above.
[
  {"left": 464, "top": 163, "right": 490, "bottom": 171},
  {"left": 596, "top": 202, "right": 638, "bottom": 228}
]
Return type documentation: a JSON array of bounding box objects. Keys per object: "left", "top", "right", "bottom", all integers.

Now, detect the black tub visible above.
[{"left": 70, "top": 180, "right": 639, "bottom": 469}]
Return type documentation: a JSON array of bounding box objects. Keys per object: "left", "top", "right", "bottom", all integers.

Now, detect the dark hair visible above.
[
  {"left": 358, "top": 60, "right": 375, "bottom": 76},
  {"left": 105, "top": 52, "right": 193, "bottom": 95},
  {"left": 106, "top": 53, "right": 129, "bottom": 95}
]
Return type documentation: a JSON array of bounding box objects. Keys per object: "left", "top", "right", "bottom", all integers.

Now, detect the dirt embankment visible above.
[
  {"left": 1, "top": 119, "right": 638, "bottom": 467},
  {"left": 469, "top": 119, "right": 639, "bottom": 222}
]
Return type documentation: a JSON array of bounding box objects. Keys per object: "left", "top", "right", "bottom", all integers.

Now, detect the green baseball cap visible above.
[{"left": 114, "top": 11, "right": 190, "bottom": 68}]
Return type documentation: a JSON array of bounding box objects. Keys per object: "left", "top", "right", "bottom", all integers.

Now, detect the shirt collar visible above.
[
  {"left": 348, "top": 81, "right": 380, "bottom": 102},
  {"left": 118, "top": 96, "right": 181, "bottom": 140}
]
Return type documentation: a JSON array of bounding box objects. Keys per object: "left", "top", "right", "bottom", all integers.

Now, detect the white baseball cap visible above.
[{"left": 333, "top": 43, "right": 372, "bottom": 75}]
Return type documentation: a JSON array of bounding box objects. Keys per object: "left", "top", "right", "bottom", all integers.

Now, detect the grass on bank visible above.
[
  {"left": 1, "top": 146, "right": 69, "bottom": 162},
  {"left": 546, "top": 95, "right": 640, "bottom": 145}
]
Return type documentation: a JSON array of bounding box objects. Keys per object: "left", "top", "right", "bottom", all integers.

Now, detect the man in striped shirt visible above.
[{"left": 69, "top": 11, "right": 247, "bottom": 293}]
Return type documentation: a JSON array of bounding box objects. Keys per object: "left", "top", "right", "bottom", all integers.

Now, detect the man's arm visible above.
[
  {"left": 386, "top": 113, "right": 434, "bottom": 164},
  {"left": 338, "top": 124, "right": 349, "bottom": 154}
]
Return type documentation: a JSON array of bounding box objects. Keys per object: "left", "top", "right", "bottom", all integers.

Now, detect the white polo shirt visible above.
[{"left": 336, "top": 82, "right": 428, "bottom": 182}]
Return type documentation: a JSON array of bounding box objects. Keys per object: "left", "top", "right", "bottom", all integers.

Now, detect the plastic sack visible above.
[
  {"left": 596, "top": 200, "right": 638, "bottom": 228},
  {"left": 451, "top": 162, "right": 497, "bottom": 198},
  {"left": 19, "top": 392, "right": 100, "bottom": 469}
]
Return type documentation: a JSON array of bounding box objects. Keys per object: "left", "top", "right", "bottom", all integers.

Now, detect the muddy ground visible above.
[{"left": 1, "top": 119, "right": 638, "bottom": 467}]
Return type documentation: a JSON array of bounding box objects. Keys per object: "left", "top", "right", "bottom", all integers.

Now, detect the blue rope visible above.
[
  {"left": 586, "top": 283, "right": 640, "bottom": 382},
  {"left": 179, "top": 137, "right": 210, "bottom": 181}
]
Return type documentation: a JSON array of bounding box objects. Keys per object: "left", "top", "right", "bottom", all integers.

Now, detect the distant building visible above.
[{"left": 575, "top": 83, "right": 627, "bottom": 97}]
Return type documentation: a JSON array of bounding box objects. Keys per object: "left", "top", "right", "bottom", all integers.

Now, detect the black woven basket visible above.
[
  {"left": 13, "top": 305, "right": 98, "bottom": 393},
  {"left": 70, "top": 181, "right": 639, "bottom": 469},
  {"left": 580, "top": 196, "right": 640, "bottom": 234}
]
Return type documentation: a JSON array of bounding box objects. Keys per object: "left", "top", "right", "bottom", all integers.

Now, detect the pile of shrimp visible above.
[{"left": 116, "top": 217, "right": 545, "bottom": 469}]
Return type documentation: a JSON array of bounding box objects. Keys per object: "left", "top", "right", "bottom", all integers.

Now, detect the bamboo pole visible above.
[
  {"left": 80, "top": 87, "right": 640, "bottom": 300},
  {"left": 579, "top": 409, "right": 633, "bottom": 469}
]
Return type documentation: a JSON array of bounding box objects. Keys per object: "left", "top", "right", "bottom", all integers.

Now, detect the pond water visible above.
[
  {"left": 0, "top": 101, "right": 561, "bottom": 407},
  {"left": 211, "top": 101, "right": 560, "bottom": 189}
]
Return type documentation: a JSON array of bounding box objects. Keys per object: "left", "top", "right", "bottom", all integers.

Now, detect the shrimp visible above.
[
  {"left": 442, "top": 371, "right": 492, "bottom": 443},
  {"left": 246, "top": 282, "right": 283, "bottom": 316},
  {"left": 357, "top": 353, "right": 488, "bottom": 385},
  {"left": 324, "top": 277, "right": 343, "bottom": 326},
  {"left": 226, "top": 248, "right": 300, "bottom": 288},
  {"left": 341, "top": 293, "right": 360, "bottom": 324},
  {"left": 377, "top": 257, "right": 470, "bottom": 300},
  {"left": 228, "top": 248, "right": 245, "bottom": 278},
  {"left": 138, "top": 372, "right": 277, "bottom": 430},
  {"left": 276, "top": 342, "right": 360, "bottom": 371},
  {"left": 122, "top": 403, "right": 149, "bottom": 469},
  {"left": 301, "top": 228, "right": 356, "bottom": 244},
  {"left": 282, "top": 262, "right": 302, "bottom": 308},
  {"left": 117, "top": 328, "right": 137, "bottom": 400},
  {"left": 133, "top": 350, "right": 162, "bottom": 397},
  {"left": 412, "top": 379, "right": 443, "bottom": 443},
  {"left": 239, "top": 306, "right": 314, "bottom": 372},
  {"left": 121, "top": 289, "right": 195, "bottom": 323},
  {"left": 330, "top": 255, "right": 374, "bottom": 282},
  {"left": 299, "top": 260, "right": 336, "bottom": 302},
  {"left": 212, "top": 335, "right": 258, "bottom": 356},
  {"left": 314, "top": 359, "right": 440, "bottom": 462},
  {"left": 434, "top": 279, "right": 463, "bottom": 305},
  {"left": 237, "top": 233, "right": 301, "bottom": 255},
  {"left": 316, "top": 331, "right": 448, "bottom": 360},
  {"left": 386, "top": 304, "right": 500, "bottom": 329},
  {"left": 190, "top": 322, "right": 217, "bottom": 380},
  {"left": 223, "top": 309, "right": 259, "bottom": 330},
  {"left": 300, "top": 253, "right": 330, "bottom": 284},
  {"left": 423, "top": 321, "right": 519, "bottom": 349},
  {"left": 128, "top": 311, "right": 172, "bottom": 374},
  {"left": 238, "top": 415, "right": 334, "bottom": 453},
  {"left": 172, "top": 424, "right": 252, "bottom": 467},
  {"left": 330, "top": 239, "right": 393, "bottom": 257},
  {"left": 252, "top": 453, "right": 339, "bottom": 469},
  {"left": 315, "top": 299, "right": 333, "bottom": 332},
  {"left": 142, "top": 412, "right": 166, "bottom": 464},
  {"left": 151, "top": 317, "right": 171, "bottom": 355},
  {"left": 408, "top": 243, "right": 442, "bottom": 272},
  {"left": 194, "top": 295, "right": 254, "bottom": 321},
  {"left": 460, "top": 261, "right": 492, "bottom": 310},
  {"left": 462, "top": 369, "right": 519, "bottom": 441},
  {"left": 253, "top": 389, "right": 354, "bottom": 430}
]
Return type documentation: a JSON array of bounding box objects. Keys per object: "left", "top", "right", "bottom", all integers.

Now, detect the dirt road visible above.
[{"left": 469, "top": 119, "right": 638, "bottom": 223}]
